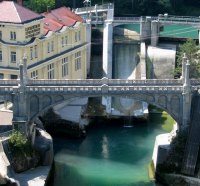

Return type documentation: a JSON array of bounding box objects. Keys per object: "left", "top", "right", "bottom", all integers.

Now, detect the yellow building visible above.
[{"left": 0, "top": 1, "right": 90, "bottom": 79}]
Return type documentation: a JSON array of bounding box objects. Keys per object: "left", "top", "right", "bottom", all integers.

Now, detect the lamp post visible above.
[{"left": 83, "top": 0, "right": 91, "bottom": 19}]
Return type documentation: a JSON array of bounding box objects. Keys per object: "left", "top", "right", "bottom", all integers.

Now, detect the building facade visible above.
[{"left": 0, "top": 1, "right": 90, "bottom": 79}]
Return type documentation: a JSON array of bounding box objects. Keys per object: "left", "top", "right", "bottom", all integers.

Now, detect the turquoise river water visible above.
[{"left": 48, "top": 113, "right": 174, "bottom": 186}]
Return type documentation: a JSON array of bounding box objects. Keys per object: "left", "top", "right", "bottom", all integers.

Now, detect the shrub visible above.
[{"left": 9, "top": 131, "right": 33, "bottom": 157}]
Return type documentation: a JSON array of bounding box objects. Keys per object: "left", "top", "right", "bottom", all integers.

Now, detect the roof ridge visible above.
[{"left": 12, "top": 1, "right": 22, "bottom": 22}]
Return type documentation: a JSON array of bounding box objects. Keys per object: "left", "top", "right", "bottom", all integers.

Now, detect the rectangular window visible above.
[
  {"left": 47, "top": 42, "right": 50, "bottom": 53},
  {"left": 10, "top": 74, "right": 17, "bottom": 79},
  {"left": 47, "top": 63, "right": 54, "bottom": 79},
  {"left": 75, "top": 32, "right": 78, "bottom": 42},
  {"left": 51, "top": 41, "right": 54, "bottom": 52},
  {"left": 65, "top": 36, "right": 68, "bottom": 45},
  {"left": 61, "top": 37, "right": 64, "bottom": 47},
  {"left": 0, "top": 31, "right": 2, "bottom": 40},
  {"left": 30, "top": 47, "right": 33, "bottom": 60},
  {"left": 0, "top": 73, "right": 4, "bottom": 79},
  {"left": 0, "top": 51, "right": 2, "bottom": 62},
  {"left": 62, "top": 57, "right": 68, "bottom": 77},
  {"left": 10, "top": 31, "right": 16, "bottom": 40},
  {"left": 34, "top": 45, "right": 38, "bottom": 58},
  {"left": 11, "top": 51, "right": 16, "bottom": 63},
  {"left": 31, "top": 70, "right": 38, "bottom": 79},
  {"left": 75, "top": 51, "right": 81, "bottom": 71},
  {"left": 78, "top": 31, "right": 81, "bottom": 41}
]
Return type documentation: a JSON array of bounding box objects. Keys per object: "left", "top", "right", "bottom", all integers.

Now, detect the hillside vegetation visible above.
[{"left": 23, "top": 0, "right": 200, "bottom": 16}]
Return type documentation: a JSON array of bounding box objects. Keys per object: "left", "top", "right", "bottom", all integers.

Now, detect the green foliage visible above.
[
  {"left": 174, "top": 39, "right": 200, "bottom": 79},
  {"left": 54, "top": 0, "right": 200, "bottom": 16},
  {"left": 8, "top": 131, "right": 33, "bottom": 157},
  {"left": 157, "top": 132, "right": 187, "bottom": 173},
  {"left": 24, "top": 0, "right": 55, "bottom": 13}
]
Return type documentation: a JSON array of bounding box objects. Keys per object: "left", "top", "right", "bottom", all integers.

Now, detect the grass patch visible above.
[
  {"left": 160, "top": 113, "right": 175, "bottom": 132},
  {"left": 148, "top": 160, "right": 155, "bottom": 180}
]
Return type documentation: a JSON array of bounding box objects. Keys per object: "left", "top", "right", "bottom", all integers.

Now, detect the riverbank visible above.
[{"left": 0, "top": 108, "right": 52, "bottom": 186}]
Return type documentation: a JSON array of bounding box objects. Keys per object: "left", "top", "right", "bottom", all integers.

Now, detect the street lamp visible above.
[
  {"left": 83, "top": 0, "right": 91, "bottom": 19},
  {"left": 83, "top": 0, "right": 91, "bottom": 7}
]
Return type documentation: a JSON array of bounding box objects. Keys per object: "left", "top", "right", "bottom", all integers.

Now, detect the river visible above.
[{"left": 48, "top": 112, "right": 174, "bottom": 186}]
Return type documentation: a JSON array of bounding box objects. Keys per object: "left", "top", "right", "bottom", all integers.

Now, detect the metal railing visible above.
[
  {"left": 75, "top": 3, "right": 113, "bottom": 13},
  {"left": 114, "top": 17, "right": 141, "bottom": 22}
]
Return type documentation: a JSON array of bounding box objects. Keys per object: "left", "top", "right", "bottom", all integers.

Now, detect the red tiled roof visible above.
[
  {"left": 42, "top": 7, "right": 84, "bottom": 33},
  {"left": 0, "top": 1, "right": 43, "bottom": 23}
]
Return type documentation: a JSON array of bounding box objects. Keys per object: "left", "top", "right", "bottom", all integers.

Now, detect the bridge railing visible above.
[
  {"left": 157, "top": 15, "right": 200, "bottom": 24},
  {"left": 26, "top": 85, "right": 184, "bottom": 94},
  {"left": 0, "top": 80, "right": 18, "bottom": 86},
  {"left": 28, "top": 79, "right": 183, "bottom": 86},
  {"left": 114, "top": 17, "right": 141, "bottom": 22},
  {"left": 75, "top": 3, "right": 113, "bottom": 13}
]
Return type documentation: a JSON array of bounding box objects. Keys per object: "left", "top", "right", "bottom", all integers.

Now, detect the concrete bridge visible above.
[
  {"left": 0, "top": 55, "right": 200, "bottom": 175},
  {"left": 0, "top": 56, "right": 196, "bottom": 132}
]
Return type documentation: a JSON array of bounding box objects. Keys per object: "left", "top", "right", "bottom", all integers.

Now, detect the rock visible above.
[
  {"left": 33, "top": 129, "right": 53, "bottom": 166},
  {"left": 12, "top": 155, "right": 40, "bottom": 173}
]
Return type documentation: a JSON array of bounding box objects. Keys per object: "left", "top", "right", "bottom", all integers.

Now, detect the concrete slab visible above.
[{"left": 14, "top": 166, "right": 50, "bottom": 186}]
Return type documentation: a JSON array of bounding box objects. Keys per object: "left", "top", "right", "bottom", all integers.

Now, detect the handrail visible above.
[
  {"left": 0, "top": 80, "right": 18, "bottom": 86},
  {"left": 27, "top": 79, "right": 183, "bottom": 86},
  {"left": 75, "top": 3, "right": 113, "bottom": 13}
]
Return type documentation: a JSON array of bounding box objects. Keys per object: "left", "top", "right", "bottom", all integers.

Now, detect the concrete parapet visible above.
[
  {"left": 140, "top": 17, "right": 151, "bottom": 43},
  {"left": 140, "top": 42, "right": 146, "bottom": 80},
  {"left": 151, "top": 21, "right": 160, "bottom": 46}
]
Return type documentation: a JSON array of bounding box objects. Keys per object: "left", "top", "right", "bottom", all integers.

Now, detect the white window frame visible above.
[
  {"left": 31, "top": 70, "right": 38, "bottom": 79},
  {"left": 47, "top": 63, "right": 54, "bottom": 79},
  {"left": 10, "top": 31, "right": 16, "bottom": 40},
  {"left": 11, "top": 51, "right": 16, "bottom": 63},
  {"left": 75, "top": 51, "right": 81, "bottom": 71},
  {"left": 62, "top": 57, "right": 68, "bottom": 77}
]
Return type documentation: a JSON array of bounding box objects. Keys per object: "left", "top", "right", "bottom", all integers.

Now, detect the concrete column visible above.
[
  {"left": 106, "top": 3, "right": 114, "bottom": 21},
  {"left": 140, "top": 16, "right": 151, "bottom": 43},
  {"left": 151, "top": 20, "right": 160, "bottom": 46},
  {"left": 19, "top": 64, "right": 24, "bottom": 87},
  {"left": 103, "top": 20, "right": 113, "bottom": 78},
  {"left": 182, "top": 60, "right": 191, "bottom": 130},
  {"left": 181, "top": 53, "right": 187, "bottom": 82},
  {"left": 23, "top": 54, "right": 29, "bottom": 84},
  {"left": 12, "top": 91, "right": 28, "bottom": 135},
  {"left": 86, "top": 19, "right": 91, "bottom": 76},
  {"left": 102, "top": 20, "right": 113, "bottom": 114},
  {"left": 12, "top": 63, "right": 28, "bottom": 135}
]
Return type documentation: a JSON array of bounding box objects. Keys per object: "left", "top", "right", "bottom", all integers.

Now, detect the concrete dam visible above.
[{"left": 102, "top": 26, "right": 176, "bottom": 118}]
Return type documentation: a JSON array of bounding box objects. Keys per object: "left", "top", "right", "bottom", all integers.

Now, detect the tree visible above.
[
  {"left": 24, "top": 0, "right": 55, "bottom": 13},
  {"left": 174, "top": 39, "right": 200, "bottom": 79}
]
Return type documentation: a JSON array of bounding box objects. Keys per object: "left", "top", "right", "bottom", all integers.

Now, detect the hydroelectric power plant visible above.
[{"left": 1, "top": 3, "right": 200, "bottom": 186}]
